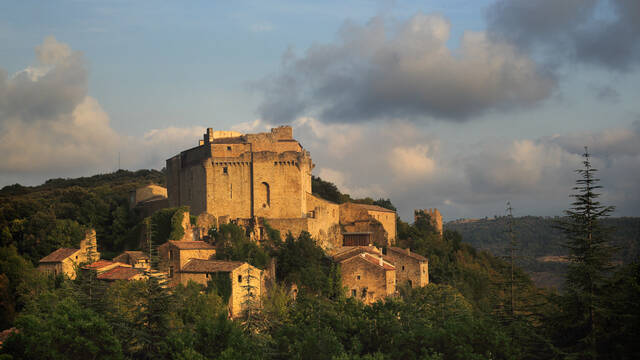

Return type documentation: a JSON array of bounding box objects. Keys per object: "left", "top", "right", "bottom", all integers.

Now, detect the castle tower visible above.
[{"left": 414, "top": 208, "right": 443, "bottom": 236}]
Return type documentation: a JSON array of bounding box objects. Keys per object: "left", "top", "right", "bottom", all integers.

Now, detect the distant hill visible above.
[{"left": 445, "top": 216, "right": 640, "bottom": 288}]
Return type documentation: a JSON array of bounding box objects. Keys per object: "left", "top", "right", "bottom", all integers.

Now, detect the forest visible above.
[{"left": 0, "top": 168, "right": 637, "bottom": 359}]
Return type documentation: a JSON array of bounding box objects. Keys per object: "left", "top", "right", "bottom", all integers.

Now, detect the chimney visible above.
[{"left": 406, "top": 248, "right": 410, "bottom": 255}]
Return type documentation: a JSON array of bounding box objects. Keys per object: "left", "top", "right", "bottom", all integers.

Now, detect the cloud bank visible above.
[
  {"left": 0, "top": 37, "right": 206, "bottom": 184},
  {"left": 258, "top": 13, "right": 554, "bottom": 124},
  {"left": 487, "top": 0, "right": 640, "bottom": 70}
]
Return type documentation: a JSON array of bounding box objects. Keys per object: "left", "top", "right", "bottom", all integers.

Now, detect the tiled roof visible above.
[
  {"left": 181, "top": 259, "right": 244, "bottom": 273},
  {"left": 330, "top": 246, "right": 381, "bottom": 262},
  {"left": 39, "top": 248, "right": 80, "bottom": 263},
  {"left": 388, "top": 247, "right": 428, "bottom": 261},
  {"left": 97, "top": 266, "right": 143, "bottom": 281},
  {"left": 346, "top": 203, "right": 396, "bottom": 213},
  {"left": 340, "top": 252, "right": 395, "bottom": 271},
  {"left": 85, "top": 260, "right": 114, "bottom": 269},
  {"left": 167, "top": 240, "right": 216, "bottom": 250}
]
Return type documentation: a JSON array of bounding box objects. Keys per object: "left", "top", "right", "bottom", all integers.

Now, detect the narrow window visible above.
[
  {"left": 357, "top": 275, "right": 361, "bottom": 280},
  {"left": 223, "top": 167, "right": 228, "bottom": 174},
  {"left": 238, "top": 275, "right": 242, "bottom": 283},
  {"left": 261, "top": 182, "right": 270, "bottom": 207},
  {"left": 351, "top": 289, "right": 357, "bottom": 297},
  {"left": 361, "top": 288, "right": 367, "bottom": 298},
  {"left": 402, "top": 265, "right": 405, "bottom": 271},
  {"left": 227, "top": 146, "right": 232, "bottom": 151}
]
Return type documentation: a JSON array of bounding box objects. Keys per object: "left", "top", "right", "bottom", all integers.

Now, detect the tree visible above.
[{"left": 557, "top": 147, "right": 615, "bottom": 358}]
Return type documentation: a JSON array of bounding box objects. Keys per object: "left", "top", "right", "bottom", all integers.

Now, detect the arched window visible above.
[{"left": 261, "top": 182, "right": 270, "bottom": 207}]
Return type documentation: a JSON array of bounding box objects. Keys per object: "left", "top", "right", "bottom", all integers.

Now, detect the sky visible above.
[{"left": 1, "top": 0, "right": 639, "bottom": 221}]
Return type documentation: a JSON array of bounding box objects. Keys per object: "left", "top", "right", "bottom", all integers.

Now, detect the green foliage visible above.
[
  {"left": 207, "top": 272, "right": 233, "bottom": 303},
  {"left": 213, "top": 223, "right": 271, "bottom": 269},
  {"left": 311, "top": 176, "right": 397, "bottom": 211},
  {"left": 2, "top": 297, "right": 123, "bottom": 359},
  {"left": 274, "top": 232, "right": 342, "bottom": 298}
]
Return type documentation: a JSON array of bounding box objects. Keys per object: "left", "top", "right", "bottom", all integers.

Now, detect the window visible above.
[
  {"left": 356, "top": 275, "right": 361, "bottom": 280},
  {"left": 238, "top": 275, "right": 243, "bottom": 283},
  {"left": 223, "top": 167, "right": 228, "bottom": 174},
  {"left": 361, "top": 288, "right": 367, "bottom": 298},
  {"left": 169, "top": 250, "right": 174, "bottom": 261},
  {"left": 402, "top": 265, "right": 405, "bottom": 271},
  {"left": 351, "top": 289, "right": 357, "bottom": 297},
  {"left": 227, "top": 146, "right": 232, "bottom": 151},
  {"left": 261, "top": 182, "right": 270, "bottom": 207},
  {"left": 408, "top": 280, "right": 413, "bottom": 287}
]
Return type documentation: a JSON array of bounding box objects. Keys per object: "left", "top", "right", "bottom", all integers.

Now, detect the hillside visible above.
[{"left": 445, "top": 216, "right": 640, "bottom": 288}]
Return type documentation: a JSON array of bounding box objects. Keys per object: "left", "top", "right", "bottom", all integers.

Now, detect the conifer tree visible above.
[{"left": 558, "top": 147, "right": 615, "bottom": 358}]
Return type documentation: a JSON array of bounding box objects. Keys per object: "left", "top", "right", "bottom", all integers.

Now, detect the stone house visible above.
[
  {"left": 158, "top": 240, "right": 216, "bottom": 286},
  {"left": 340, "top": 203, "right": 397, "bottom": 247},
  {"left": 180, "top": 259, "right": 263, "bottom": 318},
  {"left": 37, "top": 229, "right": 100, "bottom": 279},
  {"left": 337, "top": 252, "right": 396, "bottom": 304},
  {"left": 130, "top": 184, "right": 169, "bottom": 218},
  {"left": 385, "top": 247, "right": 429, "bottom": 288},
  {"left": 113, "top": 251, "right": 150, "bottom": 269}
]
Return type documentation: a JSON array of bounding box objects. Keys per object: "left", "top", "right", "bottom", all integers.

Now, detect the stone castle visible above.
[{"left": 166, "top": 126, "right": 396, "bottom": 249}]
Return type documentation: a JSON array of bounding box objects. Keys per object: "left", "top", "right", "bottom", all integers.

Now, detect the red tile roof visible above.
[
  {"left": 114, "top": 251, "right": 149, "bottom": 264},
  {"left": 167, "top": 240, "right": 216, "bottom": 250},
  {"left": 181, "top": 259, "right": 244, "bottom": 273},
  {"left": 330, "top": 246, "right": 381, "bottom": 262},
  {"left": 39, "top": 248, "right": 80, "bottom": 263},
  {"left": 85, "top": 260, "right": 114, "bottom": 269},
  {"left": 97, "top": 266, "right": 143, "bottom": 281},
  {"left": 388, "top": 247, "right": 428, "bottom": 261},
  {"left": 340, "top": 252, "right": 395, "bottom": 271}
]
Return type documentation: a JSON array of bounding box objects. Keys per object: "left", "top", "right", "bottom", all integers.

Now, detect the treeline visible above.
[
  {"left": 311, "top": 176, "right": 396, "bottom": 211},
  {"left": 446, "top": 216, "right": 640, "bottom": 288}
]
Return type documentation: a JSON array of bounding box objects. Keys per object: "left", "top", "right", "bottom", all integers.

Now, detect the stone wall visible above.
[
  {"left": 386, "top": 249, "right": 428, "bottom": 288},
  {"left": 340, "top": 256, "right": 395, "bottom": 304},
  {"left": 229, "top": 264, "right": 262, "bottom": 318},
  {"left": 415, "top": 208, "right": 443, "bottom": 235}
]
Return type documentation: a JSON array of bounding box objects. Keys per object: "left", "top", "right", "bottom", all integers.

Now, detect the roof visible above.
[
  {"left": 388, "top": 247, "right": 428, "bottom": 261},
  {"left": 347, "top": 203, "right": 396, "bottom": 213},
  {"left": 181, "top": 259, "right": 245, "bottom": 273},
  {"left": 330, "top": 246, "right": 381, "bottom": 262},
  {"left": 39, "top": 248, "right": 80, "bottom": 263},
  {"left": 341, "top": 253, "right": 395, "bottom": 271},
  {"left": 167, "top": 240, "right": 216, "bottom": 250},
  {"left": 115, "top": 251, "right": 149, "bottom": 263},
  {"left": 97, "top": 266, "right": 143, "bottom": 281},
  {"left": 84, "top": 260, "right": 114, "bottom": 269},
  {"left": 342, "top": 232, "right": 372, "bottom": 235}
]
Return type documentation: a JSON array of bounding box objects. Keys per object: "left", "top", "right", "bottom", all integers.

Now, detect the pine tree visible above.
[{"left": 558, "top": 147, "right": 615, "bottom": 358}]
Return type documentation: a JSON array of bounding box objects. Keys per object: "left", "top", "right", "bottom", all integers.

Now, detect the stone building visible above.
[
  {"left": 113, "top": 251, "right": 150, "bottom": 269},
  {"left": 340, "top": 203, "right": 396, "bottom": 246},
  {"left": 415, "top": 208, "right": 443, "bottom": 236},
  {"left": 158, "top": 240, "right": 217, "bottom": 286},
  {"left": 130, "top": 184, "right": 169, "bottom": 218},
  {"left": 179, "top": 259, "right": 263, "bottom": 318},
  {"left": 385, "top": 247, "right": 429, "bottom": 288},
  {"left": 166, "top": 126, "right": 392, "bottom": 249},
  {"left": 38, "top": 229, "right": 100, "bottom": 279},
  {"left": 337, "top": 252, "right": 396, "bottom": 304},
  {"left": 97, "top": 266, "right": 146, "bottom": 282}
]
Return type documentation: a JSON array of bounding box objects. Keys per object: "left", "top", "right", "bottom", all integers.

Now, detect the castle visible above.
[{"left": 165, "top": 126, "right": 396, "bottom": 249}]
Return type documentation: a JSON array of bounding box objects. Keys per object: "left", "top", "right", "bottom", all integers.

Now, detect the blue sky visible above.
[{"left": 1, "top": 0, "right": 639, "bottom": 220}]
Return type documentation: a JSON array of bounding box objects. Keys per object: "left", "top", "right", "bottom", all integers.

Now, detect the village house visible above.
[
  {"left": 385, "top": 247, "right": 429, "bottom": 288},
  {"left": 158, "top": 240, "right": 217, "bottom": 286},
  {"left": 38, "top": 229, "right": 100, "bottom": 279},
  {"left": 179, "top": 259, "right": 263, "bottom": 318},
  {"left": 335, "top": 251, "right": 396, "bottom": 304}
]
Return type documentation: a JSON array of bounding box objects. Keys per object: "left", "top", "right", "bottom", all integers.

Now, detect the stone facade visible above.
[
  {"left": 179, "top": 260, "right": 263, "bottom": 318},
  {"left": 37, "top": 229, "right": 100, "bottom": 279},
  {"left": 158, "top": 240, "right": 217, "bottom": 286},
  {"left": 415, "top": 208, "right": 443, "bottom": 236},
  {"left": 340, "top": 203, "right": 396, "bottom": 247},
  {"left": 386, "top": 247, "right": 429, "bottom": 288},
  {"left": 338, "top": 252, "right": 396, "bottom": 304}
]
